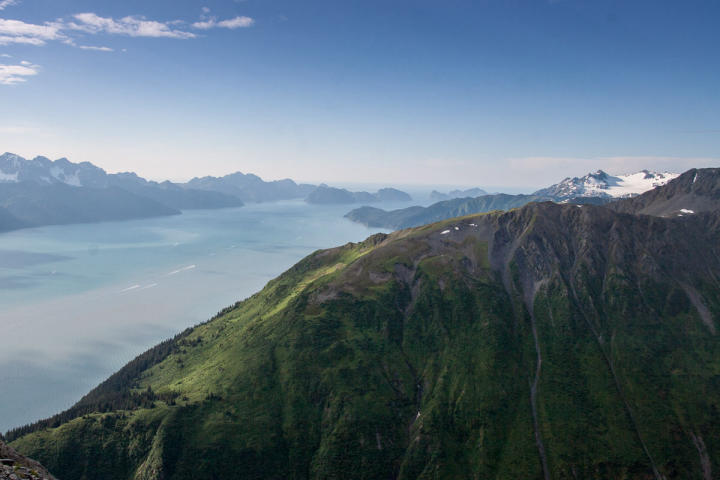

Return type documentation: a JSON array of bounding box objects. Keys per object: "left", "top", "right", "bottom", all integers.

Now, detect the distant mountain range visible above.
[
  {"left": 10, "top": 168, "right": 720, "bottom": 480},
  {"left": 429, "top": 187, "right": 488, "bottom": 201},
  {"left": 346, "top": 169, "right": 679, "bottom": 229},
  {"left": 305, "top": 185, "right": 412, "bottom": 204},
  {"left": 185, "top": 172, "right": 317, "bottom": 203},
  {"left": 0, "top": 156, "right": 688, "bottom": 234},
  {"left": 0, "top": 153, "right": 415, "bottom": 232},
  {"left": 0, "top": 153, "right": 242, "bottom": 232}
]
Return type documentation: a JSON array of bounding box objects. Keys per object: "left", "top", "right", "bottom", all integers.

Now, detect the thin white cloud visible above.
[
  {"left": 191, "top": 19, "right": 215, "bottom": 30},
  {"left": 218, "top": 16, "right": 254, "bottom": 28},
  {"left": 0, "top": 60, "right": 39, "bottom": 85},
  {"left": 0, "top": 34, "right": 44, "bottom": 45},
  {"left": 78, "top": 45, "right": 113, "bottom": 52},
  {"left": 0, "top": 52, "right": 11, "bottom": 57},
  {"left": 68, "top": 13, "right": 196, "bottom": 39},
  {"left": 0, "top": 0, "right": 19, "bottom": 11},
  {"left": 192, "top": 16, "right": 254, "bottom": 30}
]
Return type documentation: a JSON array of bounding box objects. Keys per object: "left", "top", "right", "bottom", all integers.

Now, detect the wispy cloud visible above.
[
  {"left": 218, "top": 16, "right": 254, "bottom": 29},
  {"left": 0, "top": 35, "right": 42, "bottom": 45},
  {"left": 78, "top": 45, "right": 113, "bottom": 52},
  {"left": 0, "top": 0, "right": 19, "bottom": 11},
  {"left": 0, "top": 18, "right": 63, "bottom": 45},
  {"left": 0, "top": 11, "right": 255, "bottom": 48},
  {"left": 0, "top": 10, "right": 254, "bottom": 84},
  {"left": 0, "top": 60, "right": 39, "bottom": 85},
  {"left": 67, "top": 13, "right": 196, "bottom": 39},
  {"left": 192, "top": 16, "right": 254, "bottom": 30}
]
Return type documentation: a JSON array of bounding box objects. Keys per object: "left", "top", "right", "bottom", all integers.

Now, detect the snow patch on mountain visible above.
[
  {"left": 49, "top": 165, "right": 83, "bottom": 187},
  {"left": 0, "top": 170, "right": 18, "bottom": 182},
  {"left": 0, "top": 152, "right": 108, "bottom": 187},
  {"left": 534, "top": 170, "right": 679, "bottom": 200}
]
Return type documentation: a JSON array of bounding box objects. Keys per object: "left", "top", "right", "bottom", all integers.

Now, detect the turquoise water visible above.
[{"left": 0, "top": 200, "right": 403, "bottom": 432}]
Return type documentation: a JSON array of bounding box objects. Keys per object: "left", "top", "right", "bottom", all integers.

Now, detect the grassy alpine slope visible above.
[{"left": 8, "top": 173, "right": 720, "bottom": 479}]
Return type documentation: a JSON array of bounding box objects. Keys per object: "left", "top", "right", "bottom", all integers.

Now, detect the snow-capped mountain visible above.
[
  {"left": 533, "top": 170, "right": 679, "bottom": 201},
  {"left": 0, "top": 152, "right": 109, "bottom": 188}
]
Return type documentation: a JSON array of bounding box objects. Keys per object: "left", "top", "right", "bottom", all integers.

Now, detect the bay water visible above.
[{"left": 0, "top": 200, "right": 405, "bottom": 432}]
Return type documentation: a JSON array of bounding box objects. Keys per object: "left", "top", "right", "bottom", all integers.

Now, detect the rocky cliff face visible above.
[{"left": 0, "top": 438, "right": 55, "bottom": 480}]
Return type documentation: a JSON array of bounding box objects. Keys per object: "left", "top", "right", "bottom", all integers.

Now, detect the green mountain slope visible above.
[{"left": 9, "top": 202, "right": 720, "bottom": 480}]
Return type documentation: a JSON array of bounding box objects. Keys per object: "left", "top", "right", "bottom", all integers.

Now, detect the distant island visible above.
[
  {"left": 185, "top": 172, "right": 317, "bottom": 203},
  {"left": 429, "top": 187, "right": 488, "bottom": 201},
  {"left": 305, "top": 185, "right": 412, "bottom": 204}
]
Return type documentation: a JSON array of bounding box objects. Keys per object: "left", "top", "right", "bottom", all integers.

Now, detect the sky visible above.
[{"left": 0, "top": 0, "right": 718, "bottom": 188}]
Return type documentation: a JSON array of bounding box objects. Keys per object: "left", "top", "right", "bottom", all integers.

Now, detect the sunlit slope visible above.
[{"left": 10, "top": 202, "right": 720, "bottom": 480}]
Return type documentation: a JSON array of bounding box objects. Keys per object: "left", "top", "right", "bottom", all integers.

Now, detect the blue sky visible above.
[{"left": 0, "top": 0, "right": 718, "bottom": 187}]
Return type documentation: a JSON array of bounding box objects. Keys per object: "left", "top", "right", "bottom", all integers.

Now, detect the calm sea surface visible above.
[{"left": 0, "top": 199, "right": 415, "bottom": 432}]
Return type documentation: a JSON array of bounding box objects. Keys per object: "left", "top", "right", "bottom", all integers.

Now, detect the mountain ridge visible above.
[
  {"left": 345, "top": 168, "right": 682, "bottom": 229},
  {"left": 610, "top": 167, "right": 720, "bottom": 217},
  {"left": 533, "top": 169, "right": 678, "bottom": 200},
  {"left": 9, "top": 169, "right": 720, "bottom": 480}
]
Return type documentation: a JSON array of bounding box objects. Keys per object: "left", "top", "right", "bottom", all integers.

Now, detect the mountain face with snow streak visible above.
[
  {"left": 0, "top": 152, "right": 109, "bottom": 188},
  {"left": 533, "top": 169, "right": 679, "bottom": 200}
]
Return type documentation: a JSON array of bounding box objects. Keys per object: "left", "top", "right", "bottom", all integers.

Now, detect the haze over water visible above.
[{"left": 0, "top": 200, "right": 419, "bottom": 432}]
